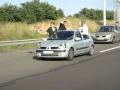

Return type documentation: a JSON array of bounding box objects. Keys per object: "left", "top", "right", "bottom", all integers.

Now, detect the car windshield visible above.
[
  {"left": 98, "top": 26, "right": 114, "bottom": 32},
  {"left": 48, "top": 31, "right": 74, "bottom": 40}
]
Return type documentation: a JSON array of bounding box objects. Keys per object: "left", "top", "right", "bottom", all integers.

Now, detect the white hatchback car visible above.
[{"left": 36, "top": 30, "right": 94, "bottom": 60}]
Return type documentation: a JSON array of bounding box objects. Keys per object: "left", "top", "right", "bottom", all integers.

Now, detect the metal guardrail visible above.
[
  {"left": 0, "top": 38, "right": 44, "bottom": 46},
  {"left": 0, "top": 33, "right": 95, "bottom": 47}
]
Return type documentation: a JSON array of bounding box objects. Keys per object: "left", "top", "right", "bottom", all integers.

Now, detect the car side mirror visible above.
[
  {"left": 75, "top": 37, "right": 81, "bottom": 41},
  {"left": 114, "top": 30, "right": 117, "bottom": 33}
]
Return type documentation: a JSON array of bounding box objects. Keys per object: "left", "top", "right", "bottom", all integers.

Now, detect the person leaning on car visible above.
[{"left": 40, "top": 22, "right": 57, "bottom": 37}]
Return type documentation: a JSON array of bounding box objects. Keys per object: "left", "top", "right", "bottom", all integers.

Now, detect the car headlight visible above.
[
  {"left": 58, "top": 43, "right": 66, "bottom": 49},
  {"left": 106, "top": 34, "right": 111, "bottom": 39}
]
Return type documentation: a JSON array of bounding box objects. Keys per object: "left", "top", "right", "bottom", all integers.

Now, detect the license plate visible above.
[
  {"left": 97, "top": 37, "right": 103, "bottom": 40},
  {"left": 43, "top": 51, "right": 53, "bottom": 54},
  {"left": 98, "top": 38, "right": 103, "bottom": 40}
]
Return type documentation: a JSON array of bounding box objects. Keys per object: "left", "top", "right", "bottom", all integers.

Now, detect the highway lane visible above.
[
  {"left": 0, "top": 42, "right": 120, "bottom": 89},
  {"left": 1, "top": 47, "right": 120, "bottom": 90}
]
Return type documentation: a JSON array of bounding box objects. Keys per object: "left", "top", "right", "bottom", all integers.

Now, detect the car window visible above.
[
  {"left": 74, "top": 31, "right": 82, "bottom": 41},
  {"left": 48, "top": 31, "right": 74, "bottom": 40},
  {"left": 114, "top": 26, "right": 118, "bottom": 32},
  {"left": 118, "top": 26, "right": 120, "bottom": 31},
  {"left": 115, "top": 26, "right": 120, "bottom": 31},
  {"left": 83, "top": 34, "right": 90, "bottom": 40},
  {"left": 75, "top": 31, "right": 82, "bottom": 38},
  {"left": 98, "top": 26, "right": 114, "bottom": 32}
]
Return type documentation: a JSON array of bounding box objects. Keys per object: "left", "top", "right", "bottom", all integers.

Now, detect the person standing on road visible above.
[{"left": 40, "top": 22, "right": 57, "bottom": 38}]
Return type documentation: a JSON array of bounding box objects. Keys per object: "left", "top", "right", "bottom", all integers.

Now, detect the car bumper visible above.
[
  {"left": 36, "top": 49, "right": 68, "bottom": 58},
  {"left": 94, "top": 38, "right": 112, "bottom": 43}
]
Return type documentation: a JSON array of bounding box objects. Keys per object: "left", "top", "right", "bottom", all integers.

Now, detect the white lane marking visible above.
[{"left": 99, "top": 46, "right": 120, "bottom": 53}]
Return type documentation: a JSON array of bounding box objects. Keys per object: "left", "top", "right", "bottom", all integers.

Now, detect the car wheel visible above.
[
  {"left": 67, "top": 48, "right": 74, "bottom": 61},
  {"left": 111, "top": 37, "right": 115, "bottom": 44},
  {"left": 88, "top": 46, "right": 94, "bottom": 56}
]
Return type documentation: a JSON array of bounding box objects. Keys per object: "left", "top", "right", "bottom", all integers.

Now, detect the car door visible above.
[
  {"left": 74, "top": 31, "right": 85, "bottom": 55},
  {"left": 82, "top": 34, "right": 91, "bottom": 52}
]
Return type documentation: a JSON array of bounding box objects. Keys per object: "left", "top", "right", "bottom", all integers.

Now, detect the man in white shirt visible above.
[{"left": 79, "top": 21, "right": 89, "bottom": 35}]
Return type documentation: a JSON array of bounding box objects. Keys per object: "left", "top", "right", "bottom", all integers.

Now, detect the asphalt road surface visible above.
[{"left": 0, "top": 42, "right": 120, "bottom": 90}]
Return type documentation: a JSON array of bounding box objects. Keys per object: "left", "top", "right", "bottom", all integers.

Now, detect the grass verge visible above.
[
  {"left": 0, "top": 17, "right": 115, "bottom": 41},
  {"left": 0, "top": 43, "right": 38, "bottom": 52}
]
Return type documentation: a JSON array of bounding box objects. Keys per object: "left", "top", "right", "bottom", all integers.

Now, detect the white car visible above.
[
  {"left": 94, "top": 25, "right": 120, "bottom": 44},
  {"left": 36, "top": 30, "right": 94, "bottom": 60}
]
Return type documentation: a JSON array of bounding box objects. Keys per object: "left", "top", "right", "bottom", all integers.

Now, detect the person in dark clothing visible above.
[
  {"left": 40, "top": 22, "right": 57, "bottom": 38},
  {"left": 59, "top": 20, "right": 67, "bottom": 30},
  {"left": 47, "top": 22, "right": 57, "bottom": 37}
]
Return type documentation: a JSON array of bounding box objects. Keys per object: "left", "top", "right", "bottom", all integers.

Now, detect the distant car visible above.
[
  {"left": 93, "top": 25, "right": 120, "bottom": 44},
  {"left": 36, "top": 30, "right": 94, "bottom": 61}
]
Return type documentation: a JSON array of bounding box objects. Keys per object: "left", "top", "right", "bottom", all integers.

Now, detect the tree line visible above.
[
  {"left": 0, "top": 0, "right": 114, "bottom": 24},
  {"left": 73, "top": 8, "right": 114, "bottom": 20},
  {"left": 0, "top": 0, "right": 64, "bottom": 24}
]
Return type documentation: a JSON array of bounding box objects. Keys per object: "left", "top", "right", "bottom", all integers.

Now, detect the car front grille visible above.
[
  {"left": 40, "top": 47, "right": 58, "bottom": 49},
  {"left": 40, "top": 47, "right": 46, "bottom": 49},
  {"left": 36, "top": 50, "right": 66, "bottom": 52},
  {"left": 95, "top": 39, "right": 108, "bottom": 41},
  {"left": 96, "top": 36, "right": 106, "bottom": 38},
  {"left": 51, "top": 47, "right": 58, "bottom": 49},
  {"left": 41, "top": 54, "right": 58, "bottom": 56},
  {"left": 102, "top": 36, "right": 106, "bottom": 37}
]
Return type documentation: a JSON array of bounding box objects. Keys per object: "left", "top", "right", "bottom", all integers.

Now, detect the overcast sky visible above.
[{"left": 0, "top": 0, "right": 115, "bottom": 16}]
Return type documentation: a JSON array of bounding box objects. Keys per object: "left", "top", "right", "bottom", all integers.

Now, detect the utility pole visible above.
[
  {"left": 103, "top": 0, "right": 106, "bottom": 25},
  {"left": 115, "top": 0, "right": 120, "bottom": 25}
]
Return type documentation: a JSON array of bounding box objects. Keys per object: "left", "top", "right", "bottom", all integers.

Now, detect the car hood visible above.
[
  {"left": 40, "top": 40, "right": 70, "bottom": 47},
  {"left": 95, "top": 32, "right": 114, "bottom": 36}
]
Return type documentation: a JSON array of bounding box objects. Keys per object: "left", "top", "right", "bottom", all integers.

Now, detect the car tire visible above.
[
  {"left": 88, "top": 46, "right": 94, "bottom": 56},
  {"left": 67, "top": 48, "right": 74, "bottom": 61},
  {"left": 111, "top": 37, "right": 115, "bottom": 44}
]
